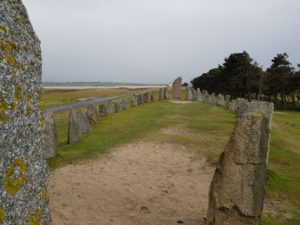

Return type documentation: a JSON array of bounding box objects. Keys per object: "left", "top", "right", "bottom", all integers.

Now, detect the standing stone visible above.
[
  {"left": 186, "top": 87, "right": 193, "bottom": 100},
  {"left": 225, "top": 95, "right": 231, "bottom": 109},
  {"left": 217, "top": 94, "right": 225, "bottom": 106},
  {"left": 68, "top": 109, "right": 92, "bottom": 144},
  {"left": 99, "top": 103, "right": 113, "bottom": 116},
  {"left": 172, "top": 77, "right": 182, "bottom": 99},
  {"left": 143, "top": 92, "right": 151, "bottom": 103},
  {"left": 137, "top": 94, "right": 144, "bottom": 105},
  {"left": 121, "top": 99, "right": 129, "bottom": 110},
  {"left": 163, "top": 87, "right": 168, "bottom": 99},
  {"left": 44, "top": 112, "right": 57, "bottom": 159},
  {"left": 208, "top": 93, "right": 217, "bottom": 105},
  {"left": 114, "top": 102, "right": 122, "bottom": 113},
  {"left": 131, "top": 95, "right": 138, "bottom": 106},
  {"left": 235, "top": 98, "right": 249, "bottom": 115},
  {"left": 86, "top": 104, "right": 99, "bottom": 124},
  {"left": 207, "top": 102, "right": 274, "bottom": 225},
  {"left": 204, "top": 90, "right": 209, "bottom": 104},
  {"left": 159, "top": 88, "right": 164, "bottom": 100},
  {"left": 0, "top": 1, "right": 51, "bottom": 223},
  {"left": 196, "top": 88, "right": 201, "bottom": 102}
]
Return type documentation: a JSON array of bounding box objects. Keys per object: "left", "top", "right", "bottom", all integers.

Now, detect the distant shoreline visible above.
[{"left": 43, "top": 85, "right": 167, "bottom": 90}]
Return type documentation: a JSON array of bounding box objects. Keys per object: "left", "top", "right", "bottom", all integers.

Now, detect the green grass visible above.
[
  {"left": 263, "top": 111, "right": 300, "bottom": 225},
  {"left": 44, "top": 88, "right": 300, "bottom": 224},
  {"left": 48, "top": 100, "right": 235, "bottom": 168}
]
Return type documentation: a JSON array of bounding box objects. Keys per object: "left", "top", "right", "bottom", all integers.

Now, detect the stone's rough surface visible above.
[
  {"left": 172, "top": 77, "right": 182, "bottom": 99},
  {"left": 44, "top": 112, "right": 57, "bottom": 159},
  {"left": 229, "top": 99, "right": 237, "bottom": 113},
  {"left": 0, "top": 0, "right": 51, "bottom": 223},
  {"left": 99, "top": 103, "right": 113, "bottom": 116},
  {"left": 225, "top": 95, "right": 231, "bottom": 109},
  {"left": 207, "top": 102, "right": 274, "bottom": 225},
  {"left": 195, "top": 88, "right": 201, "bottom": 102},
  {"left": 86, "top": 104, "right": 99, "bottom": 124},
  {"left": 68, "top": 109, "right": 92, "bottom": 144},
  {"left": 114, "top": 102, "right": 122, "bottom": 113}
]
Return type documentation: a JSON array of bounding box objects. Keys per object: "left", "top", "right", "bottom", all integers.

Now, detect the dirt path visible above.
[{"left": 49, "top": 141, "right": 214, "bottom": 225}]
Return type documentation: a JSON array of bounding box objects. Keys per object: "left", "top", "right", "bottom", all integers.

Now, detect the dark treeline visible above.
[{"left": 191, "top": 51, "right": 300, "bottom": 109}]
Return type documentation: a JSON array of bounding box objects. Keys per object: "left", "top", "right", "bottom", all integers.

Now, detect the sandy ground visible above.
[{"left": 49, "top": 141, "right": 214, "bottom": 225}]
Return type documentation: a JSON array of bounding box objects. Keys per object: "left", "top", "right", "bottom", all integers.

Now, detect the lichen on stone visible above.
[
  {"left": 29, "top": 209, "right": 41, "bottom": 225},
  {"left": 41, "top": 188, "right": 49, "bottom": 203},
  {"left": 0, "top": 208, "right": 5, "bottom": 223},
  {"left": 4, "top": 159, "right": 27, "bottom": 194}
]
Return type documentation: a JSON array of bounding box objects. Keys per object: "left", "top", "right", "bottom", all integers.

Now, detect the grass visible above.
[{"left": 44, "top": 88, "right": 300, "bottom": 224}]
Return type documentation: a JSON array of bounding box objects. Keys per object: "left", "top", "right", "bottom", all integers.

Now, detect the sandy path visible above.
[{"left": 49, "top": 141, "right": 214, "bottom": 225}]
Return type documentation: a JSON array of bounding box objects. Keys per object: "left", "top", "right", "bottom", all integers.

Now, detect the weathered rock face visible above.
[
  {"left": 0, "top": 0, "right": 51, "bottom": 223},
  {"left": 172, "top": 77, "right": 182, "bottom": 99},
  {"left": 68, "top": 109, "right": 92, "bottom": 144},
  {"left": 86, "top": 104, "right": 99, "bottom": 124},
  {"left": 44, "top": 112, "right": 57, "bottom": 159},
  {"left": 204, "top": 90, "right": 209, "bottom": 104},
  {"left": 114, "top": 102, "right": 122, "bottom": 113},
  {"left": 207, "top": 102, "right": 274, "bottom": 225},
  {"left": 99, "top": 103, "right": 113, "bottom": 116},
  {"left": 229, "top": 99, "right": 237, "bottom": 113},
  {"left": 208, "top": 93, "right": 217, "bottom": 105}
]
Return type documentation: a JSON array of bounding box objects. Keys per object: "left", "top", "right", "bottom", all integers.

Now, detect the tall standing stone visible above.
[
  {"left": 68, "top": 109, "right": 92, "bottom": 144},
  {"left": 172, "top": 77, "right": 182, "bottom": 99},
  {"left": 137, "top": 94, "right": 144, "bottom": 105},
  {"left": 44, "top": 112, "right": 57, "bottom": 159},
  {"left": 159, "top": 88, "right": 164, "bottom": 100},
  {"left": 131, "top": 95, "right": 138, "bottom": 106},
  {"left": 163, "top": 87, "right": 168, "bottom": 99},
  {"left": 207, "top": 102, "right": 274, "bottom": 225},
  {"left": 216, "top": 94, "right": 225, "bottom": 106},
  {"left": 225, "top": 95, "right": 231, "bottom": 109},
  {"left": 114, "top": 102, "right": 122, "bottom": 113},
  {"left": 0, "top": 0, "right": 51, "bottom": 223},
  {"left": 186, "top": 87, "right": 193, "bottom": 100},
  {"left": 143, "top": 92, "right": 150, "bottom": 103},
  {"left": 86, "top": 104, "right": 99, "bottom": 124},
  {"left": 99, "top": 102, "right": 113, "bottom": 116},
  {"left": 196, "top": 88, "right": 201, "bottom": 102}
]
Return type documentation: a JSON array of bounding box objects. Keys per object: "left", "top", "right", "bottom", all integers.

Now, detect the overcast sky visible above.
[{"left": 22, "top": 0, "right": 300, "bottom": 84}]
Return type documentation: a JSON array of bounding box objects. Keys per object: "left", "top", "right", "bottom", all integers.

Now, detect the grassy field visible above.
[{"left": 45, "top": 89, "right": 300, "bottom": 225}]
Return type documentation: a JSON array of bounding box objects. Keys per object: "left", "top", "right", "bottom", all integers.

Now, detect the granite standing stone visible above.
[
  {"left": 172, "top": 77, "right": 182, "bottom": 99},
  {"left": 217, "top": 94, "right": 225, "bottom": 106},
  {"left": 86, "top": 104, "right": 99, "bottom": 124},
  {"left": 137, "top": 94, "right": 144, "bottom": 105},
  {"left": 0, "top": 1, "right": 51, "bottom": 223},
  {"left": 68, "top": 109, "right": 92, "bottom": 144},
  {"left": 44, "top": 112, "right": 57, "bottom": 159},
  {"left": 207, "top": 102, "right": 274, "bottom": 225},
  {"left": 196, "top": 88, "right": 201, "bottom": 102},
  {"left": 143, "top": 92, "right": 151, "bottom": 103}
]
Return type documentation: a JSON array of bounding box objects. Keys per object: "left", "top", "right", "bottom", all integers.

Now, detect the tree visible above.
[{"left": 266, "top": 53, "right": 294, "bottom": 108}]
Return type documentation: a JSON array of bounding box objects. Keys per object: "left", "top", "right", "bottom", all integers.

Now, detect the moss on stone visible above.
[
  {"left": 14, "top": 85, "right": 22, "bottom": 102},
  {"left": 4, "top": 159, "right": 27, "bottom": 194},
  {"left": 41, "top": 188, "right": 48, "bottom": 203}
]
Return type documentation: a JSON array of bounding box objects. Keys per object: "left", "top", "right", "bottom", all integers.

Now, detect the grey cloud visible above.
[{"left": 23, "top": 0, "right": 300, "bottom": 83}]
